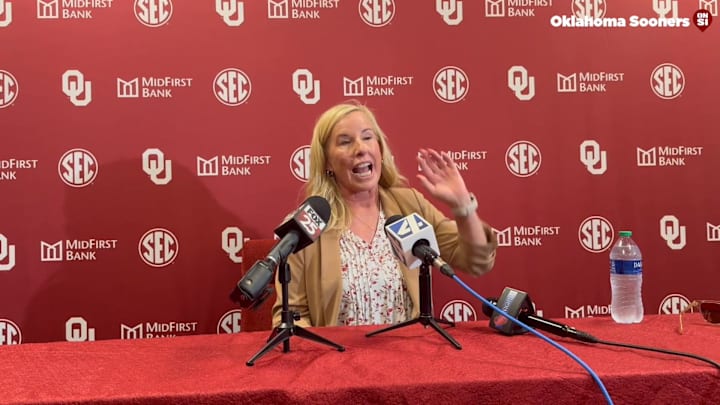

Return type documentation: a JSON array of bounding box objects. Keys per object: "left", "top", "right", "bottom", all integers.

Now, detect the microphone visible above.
[
  {"left": 482, "top": 287, "right": 597, "bottom": 343},
  {"left": 384, "top": 213, "right": 454, "bottom": 276},
  {"left": 229, "top": 196, "right": 331, "bottom": 307}
]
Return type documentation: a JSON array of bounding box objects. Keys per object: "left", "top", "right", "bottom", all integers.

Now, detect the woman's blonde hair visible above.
[{"left": 304, "top": 101, "right": 407, "bottom": 229}]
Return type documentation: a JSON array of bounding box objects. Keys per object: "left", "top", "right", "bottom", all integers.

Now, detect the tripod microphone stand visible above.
[
  {"left": 246, "top": 257, "right": 345, "bottom": 366},
  {"left": 365, "top": 259, "right": 462, "bottom": 349}
]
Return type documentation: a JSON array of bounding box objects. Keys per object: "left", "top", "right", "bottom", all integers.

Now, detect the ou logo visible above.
[
  {"left": 505, "top": 141, "right": 541, "bottom": 177},
  {"left": 578, "top": 216, "right": 614, "bottom": 253},
  {"left": 359, "top": 0, "right": 395, "bottom": 27},
  {"left": 139, "top": 228, "right": 178, "bottom": 267},
  {"left": 214, "top": 68, "right": 251, "bottom": 106},
  {"left": 135, "top": 0, "right": 173, "bottom": 27},
  {"left": 651, "top": 63, "right": 684, "bottom": 100}
]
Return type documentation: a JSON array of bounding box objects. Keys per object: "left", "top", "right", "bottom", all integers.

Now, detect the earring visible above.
[{"left": 325, "top": 170, "right": 335, "bottom": 178}]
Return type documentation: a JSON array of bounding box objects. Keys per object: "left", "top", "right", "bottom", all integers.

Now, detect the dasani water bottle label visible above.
[{"left": 610, "top": 259, "right": 642, "bottom": 275}]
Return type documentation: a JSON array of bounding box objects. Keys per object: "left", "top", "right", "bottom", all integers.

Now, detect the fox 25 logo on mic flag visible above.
[
  {"left": 294, "top": 204, "right": 327, "bottom": 239},
  {"left": 385, "top": 212, "right": 439, "bottom": 270}
]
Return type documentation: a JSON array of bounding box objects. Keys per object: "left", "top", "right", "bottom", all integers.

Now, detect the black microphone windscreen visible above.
[
  {"left": 481, "top": 298, "right": 499, "bottom": 318},
  {"left": 385, "top": 214, "right": 404, "bottom": 227},
  {"left": 305, "top": 195, "right": 331, "bottom": 223}
]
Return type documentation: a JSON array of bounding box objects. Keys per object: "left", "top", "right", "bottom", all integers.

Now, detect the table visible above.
[{"left": 1, "top": 314, "right": 718, "bottom": 404}]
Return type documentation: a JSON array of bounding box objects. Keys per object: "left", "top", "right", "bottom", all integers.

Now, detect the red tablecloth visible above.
[{"left": 1, "top": 314, "right": 718, "bottom": 404}]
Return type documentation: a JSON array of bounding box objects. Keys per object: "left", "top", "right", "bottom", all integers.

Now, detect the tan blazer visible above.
[{"left": 272, "top": 187, "right": 497, "bottom": 328}]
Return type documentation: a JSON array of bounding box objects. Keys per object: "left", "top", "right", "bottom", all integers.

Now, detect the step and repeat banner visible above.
[{"left": 1, "top": 0, "right": 718, "bottom": 344}]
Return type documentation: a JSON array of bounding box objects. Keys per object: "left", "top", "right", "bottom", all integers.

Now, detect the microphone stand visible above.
[
  {"left": 365, "top": 259, "right": 461, "bottom": 349},
  {"left": 245, "top": 257, "right": 345, "bottom": 366}
]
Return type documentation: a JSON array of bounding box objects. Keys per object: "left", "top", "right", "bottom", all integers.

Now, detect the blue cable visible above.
[{"left": 450, "top": 275, "right": 614, "bottom": 405}]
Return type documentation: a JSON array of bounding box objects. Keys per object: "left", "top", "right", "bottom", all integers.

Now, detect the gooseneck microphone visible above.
[
  {"left": 230, "top": 196, "right": 331, "bottom": 307},
  {"left": 482, "top": 287, "right": 598, "bottom": 343},
  {"left": 384, "top": 213, "right": 454, "bottom": 276}
]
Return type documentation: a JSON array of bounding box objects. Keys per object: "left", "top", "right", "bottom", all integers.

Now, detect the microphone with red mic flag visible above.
[{"left": 230, "top": 196, "right": 331, "bottom": 308}]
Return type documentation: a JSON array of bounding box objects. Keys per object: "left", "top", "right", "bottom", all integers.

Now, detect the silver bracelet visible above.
[{"left": 452, "top": 193, "right": 478, "bottom": 217}]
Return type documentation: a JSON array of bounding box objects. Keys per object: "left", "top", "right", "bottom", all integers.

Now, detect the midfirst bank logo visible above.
[
  {"left": 565, "top": 304, "right": 610, "bottom": 318},
  {"left": 485, "top": 0, "right": 554, "bottom": 18},
  {"left": 440, "top": 300, "right": 476, "bottom": 322},
  {"left": 0, "top": 70, "right": 18, "bottom": 108},
  {"left": 58, "top": 148, "right": 98, "bottom": 187},
  {"left": 217, "top": 309, "right": 242, "bottom": 334},
  {"left": 578, "top": 216, "right": 614, "bottom": 253},
  {"left": 505, "top": 141, "right": 541, "bottom": 177},
  {"left": 0, "top": 0, "right": 12, "bottom": 27},
  {"left": 434, "top": 66, "right": 469, "bottom": 103},
  {"left": 660, "top": 215, "right": 686, "bottom": 250},
  {"left": 0, "top": 319, "right": 21, "bottom": 345},
  {"left": 658, "top": 293, "right": 690, "bottom": 315},
  {"left": 268, "top": 0, "right": 340, "bottom": 20},
  {"left": 437, "top": 0, "right": 463, "bottom": 25},
  {"left": 62, "top": 70, "right": 92, "bottom": 107},
  {"left": 292, "top": 69, "right": 320, "bottom": 104},
  {"left": 222, "top": 227, "right": 248, "bottom": 264},
  {"left": 700, "top": 0, "right": 718, "bottom": 16},
  {"left": 41, "top": 238, "right": 118, "bottom": 262},
  {"left": 142, "top": 148, "right": 172, "bottom": 185},
  {"left": 636, "top": 145, "right": 703, "bottom": 167},
  {"left": 216, "top": 0, "right": 244, "bottom": 26},
  {"left": 121, "top": 320, "right": 198, "bottom": 339},
  {"left": 138, "top": 228, "right": 177, "bottom": 267},
  {"left": 359, "top": 0, "right": 395, "bottom": 27},
  {"left": 117, "top": 75, "right": 193, "bottom": 99},
  {"left": 343, "top": 74, "right": 414, "bottom": 97},
  {"left": 290, "top": 145, "right": 311, "bottom": 182},
  {"left": 493, "top": 225, "right": 560, "bottom": 247},
  {"left": 196, "top": 154, "right": 272, "bottom": 177},
  {"left": 708, "top": 222, "right": 720, "bottom": 242},
  {"left": 507, "top": 66, "right": 535, "bottom": 101},
  {"left": 557, "top": 71, "right": 625, "bottom": 93},
  {"left": 434, "top": 150, "right": 487, "bottom": 172},
  {"left": 579, "top": 140, "right": 607, "bottom": 175},
  {"left": 36, "top": 0, "right": 114, "bottom": 20},
  {"left": 134, "top": 0, "right": 172, "bottom": 27},
  {"left": 0, "top": 233, "right": 16, "bottom": 271},
  {"left": 1, "top": 158, "right": 39, "bottom": 181}
]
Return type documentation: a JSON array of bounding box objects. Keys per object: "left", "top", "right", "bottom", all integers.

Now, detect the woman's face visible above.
[{"left": 325, "top": 111, "right": 383, "bottom": 196}]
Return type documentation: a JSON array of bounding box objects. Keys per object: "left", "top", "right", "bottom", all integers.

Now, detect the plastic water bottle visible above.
[{"left": 610, "top": 231, "right": 643, "bottom": 323}]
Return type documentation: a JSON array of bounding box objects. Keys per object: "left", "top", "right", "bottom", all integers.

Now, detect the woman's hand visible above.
[{"left": 416, "top": 148, "right": 472, "bottom": 210}]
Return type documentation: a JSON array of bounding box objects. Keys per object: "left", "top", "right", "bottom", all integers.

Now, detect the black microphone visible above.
[
  {"left": 384, "top": 213, "right": 454, "bottom": 276},
  {"left": 229, "top": 196, "right": 331, "bottom": 307},
  {"left": 482, "top": 287, "right": 597, "bottom": 343}
]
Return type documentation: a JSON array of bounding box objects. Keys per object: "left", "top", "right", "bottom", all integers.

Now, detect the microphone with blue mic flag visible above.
[{"left": 384, "top": 213, "right": 455, "bottom": 277}]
